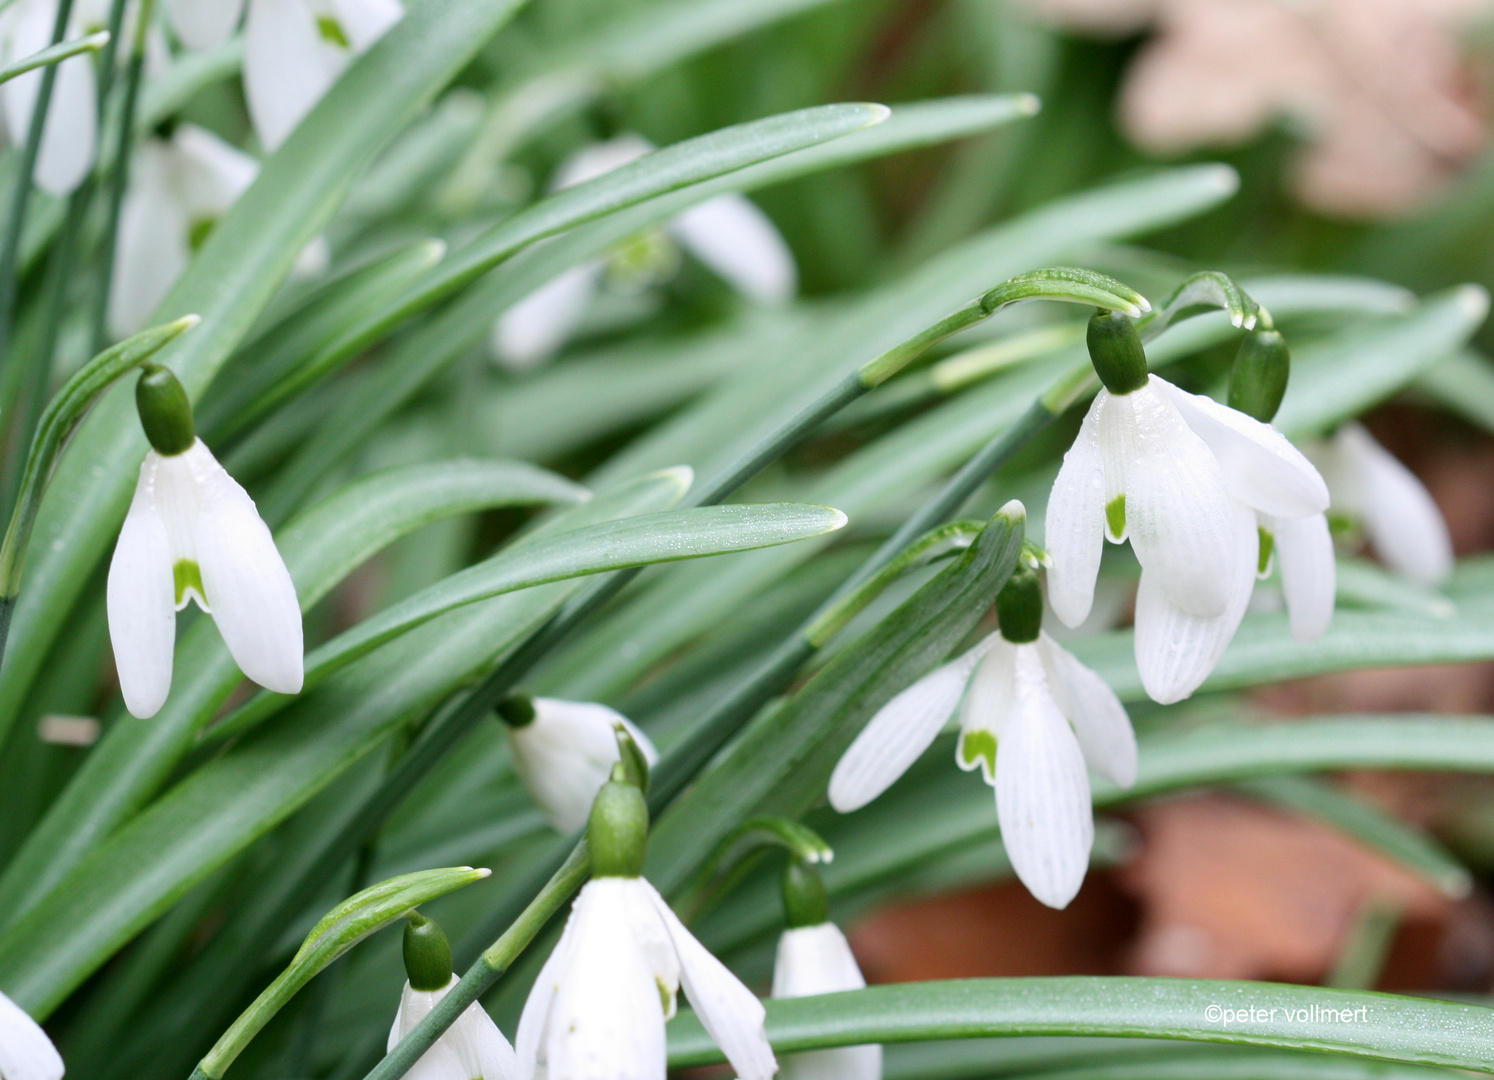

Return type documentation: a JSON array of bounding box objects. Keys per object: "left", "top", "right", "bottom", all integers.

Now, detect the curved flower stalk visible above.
[
  {"left": 518, "top": 771, "right": 775, "bottom": 1080},
  {"left": 492, "top": 134, "right": 797, "bottom": 370},
  {"left": 1046, "top": 312, "right": 1329, "bottom": 704},
  {"left": 0, "top": 989, "right": 62, "bottom": 1080},
  {"left": 241, "top": 0, "right": 403, "bottom": 151},
  {"left": 389, "top": 915, "right": 516, "bottom": 1080},
  {"left": 497, "top": 696, "right": 659, "bottom": 835},
  {"left": 0, "top": 0, "right": 102, "bottom": 195},
  {"left": 773, "top": 859, "right": 880, "bottom": 1080},
  {"left": 830, "top": 523, "right": 1137, "bottom": 910},
  {"left": 108, "top": 366, "right": 302, "bottom": 718},
  {"left": 1307, "top": 422, "right": 1453, "bottom": 586}
]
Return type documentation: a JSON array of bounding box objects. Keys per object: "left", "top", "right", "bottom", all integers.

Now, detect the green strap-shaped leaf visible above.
[{"left": 666, "top": 978, "right": 1494, "bottom": 1071}]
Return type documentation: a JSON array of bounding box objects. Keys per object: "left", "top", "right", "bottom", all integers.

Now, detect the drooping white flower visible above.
[
  {"left": 830, "top": 569, "right": 1137, "bottom": 911},
  {"left": 492, "top": 134, "right": 796, "bottom": 370},
  {"left": 243, "top": 0, "right": 402, "bottom": 151},
  {"left": 387, "top": 974, "right": 517, "bottom": 1080},
  {"left": 164, "top": 0, "right": 245, "bottom": 51},
  {"left": 0, "top": 0, "right": 99, "bottom": 195},
  {"left": 1046, "top": 373, "right": 1329, "bottom": 703},
  {"left": 772, "top": 922, "right": 880, "bottom": 1080},
  {"left": 501, "top": 698, "right": 658, "bottom": 835},
  {"left": 1308, "top": 421, "right": 1453, "bottom": 586},
  {"left": 0, "top": 989, "right": 63, "bottom": 1080},
  {"left": 107, "top": 439, "right": 302, "bottom": 719},
  {"left": 517, "top": 875, "right": 776, "bottom": 1080}
]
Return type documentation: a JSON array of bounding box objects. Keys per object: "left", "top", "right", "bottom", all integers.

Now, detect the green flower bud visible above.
[
  {"left": 1227, "top": 328, "right": 1290, "bottom": 423},
  {"left": 494, "top": 693, "right": 536, "bottom": 727},
  {"left": 135, "top": 364, "right": 195, "bottom": 456},
  {"left": 588, "top": 772, "right": 649, "bottom": 878},
  {"left": 996, "top": 563, "right": 1042, "bottom": 644},
  {"left": 781, "top": 857, "right": 829, "bottom": 929},
  {"left": 1087, "top": 309, "right": 1149, "bottom": 395},
  {"left": 402, "top": 912, "right": 452, "bottom": 992}
]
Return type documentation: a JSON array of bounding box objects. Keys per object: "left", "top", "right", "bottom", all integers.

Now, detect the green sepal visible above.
[
  {"left": 1086, "top": 309, "right": 1149, "bottom": 395},
  {"left": 996, "top": 563, "right": 1042, "bottom": 644},
  {"left": 402, "top": 912, "right": 453, "bottom": 992},
  {"left": 1228, "top": 328, "right": 1291, "bottom": 423},
  {"left": 588, "top": 776, "right": 649, "bottom": 878},
  {"left": 781, "top": 858, "right": 829, "bottom": 929},
  {"left": 136, "top": 364, "right": 196, "bottom": 456}
]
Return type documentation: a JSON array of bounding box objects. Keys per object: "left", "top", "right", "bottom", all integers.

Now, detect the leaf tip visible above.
[
  {"left": 1454, "top": 283, "right": 1490, "bottom": 322},
  {"left": 826, "top": 508, "right": 849, "bottom": 532},
  {"left": 1015, "top": 92, "right": 1042, "bottom": 116}
]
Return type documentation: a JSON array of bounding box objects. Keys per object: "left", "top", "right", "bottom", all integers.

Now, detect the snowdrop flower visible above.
[
  {"left": 492, "top": 134, "right": 796, "bottom": 370},
  {"left": 773, "top": 859, "right": 879, "bottom": 1080},
  {"left": 1308, "top": 422, "right": 1453, "bottom": 586},
  {"left": 518, "top": 773, "right": 776, "bottom": 1080},
  {"left": 497, "top": 696, "right": 658, "bottom": 835},
  {"left": 831, "top": 531, "right": 1137, "bottom": 910},
  {"left": 243, "top": 0, "right": 403, "bottom": 151},
  {"left": 108, "top": 365, "right": 302, "bottom": 719},
  {"left": 0, "top": 989, "right": 62, "bottom": 1080},
  {"left": 164, "top": 0, "right": 244, "bottom": 51},
  {"left": 0, "top": 0, "right": 100, "bottom": 195},
  {"left": 388, "top": 914, "right": 516, "bottom": 1080},
  {"left": 1046, "top": 312, "right": 1329, "bottom": 704}
]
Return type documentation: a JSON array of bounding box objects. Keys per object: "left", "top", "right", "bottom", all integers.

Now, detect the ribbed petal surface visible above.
[
  {"left": 829, "top": 635, "right": 999, "bottom": 813},
  {"left": 1157, "top": 379, "right": 1328, "bottom": 517},
  {"left": 955, "top": 635, "right": 1016, "bottom": 784},
  {"left": 1133, "top": 500, "right": 1257, "bottom": 704},
  {"left": 670, "top": 193, "right": 797, "bottom": 304},
  {"left": 107, "top": 455, "right": 178, "bottom": 719},
  {"left": 0, "top": 990, "right": 62, "bottom": 1080},
  {"left": 1045, "top": 393, "right": 1106, "bottom": 627},
  {"left": 1271, "top": 511, "right": 1336, "bottom": 642},
  {"left": 1101, "top": 378, "right": 1236, "bottom": 618},
  {"left": 190, "top": 442, "right": 303, "bottom": 693},
  {"left": 1038, "top": 632, "right": 1137, "bottom": 787},
  {"left": 995, "top": 647, "right": 1093, "bottom": 910}
]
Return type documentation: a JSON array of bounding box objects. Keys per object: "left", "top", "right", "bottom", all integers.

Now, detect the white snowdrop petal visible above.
[
  {"left": 108, "top": 146, "right": 191, "bottom": 337},
  {"left": 243, "top": 0, "right": 336, "bottom": 151},
  {"left": 772, "top": 923, "right": 866, "bottom": 998},
  {"left": 107, "top": 458, "right": 178, "bottom": 719},
  {"left": 491, "top": 259, "right": 604, "bottom": 371},
  {"left": 165, "top": 0, "right": 245, "bottom": 50},
  {"left": 189, "top": 443, "right": 303, "bottom": 693},
  {"left": 173, "top": 123, "right": 258, "bottom": 217},
  {"left": 506, "top": 698, "right": 656, "bottom": 834},
  {"left": 1157, "top": 380, "right": 1329, "bottom": 517},
  {"left": 1132, "top": 501, "right": 1257, "bottom": 704},
  {"left": 32, "top": 47, "right": 96, "bottom": 195},
  {"left": 447, "top": 998, "right": 520, "bottom": 1080},
  {"left": 995, "top": 648, "right": 1093, "bottom": 910},
  {"left": 1338, "top": 424, "right": 1454, "bottom": 585},
  {"left": 1045, "top": 394, "right": 1107, "bottom": 627},
  {"left": 1038, "top": 633, "right": 1137, "bottom": 788},
  {"left": 0, "top": 989, "right": 63, "bottom": 1080},
  {"left": 1272, "top": 512, "right": 1335, "bottom": 642},
  {"left": 327, "top": 0, "right": 402, "bottom": 51},
  {"left": 553, "top": 134, "right": 654, "bottom": 190},
  {"left": 1102, "top": 379, "right": 1236, "bottom": 618},
  {"left": 516, "top": 900, "right": 583, "bottom": 1079},
  {"left": 955, "top": 635, "right": 1016, "bottom": 784},
  {"left": 387, "top": 982, "right": 469, "bottom": 1080},
  {"left": 829, "top": 636, "right": 998, "bottom": 813},
  {"left": 647, "top": 882, "right": 777, "bottom": 1080},
  {"left": 670, "top": 193, "right": 796, "bottom": 304},
  {"left": 544, "top": 882, "right": 666, "bottom": 1080}
]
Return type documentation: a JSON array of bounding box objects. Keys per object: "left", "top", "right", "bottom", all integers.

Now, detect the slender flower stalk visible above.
[
  {"left": 107, "top": 364, "right": 302, "bottom": 717},
  {"left": 831, "top": 509, "right": 1137, "bottom": 909},
  {"left": 0, "top": 989, "right": 62, "bottom": 1080}
]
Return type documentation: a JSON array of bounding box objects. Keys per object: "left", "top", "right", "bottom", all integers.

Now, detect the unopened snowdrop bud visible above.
[
  {"left": 0, "top": 989, "right": 63, "bottom": 1080},
  {"left": 498, "top": 695, "right": 658, "bottom": 834},
  {"left": 773, "top": 859, "right": 880, "bottom": 1080},
  {"left": 107, "top": 368, "right": 302, "bottom": 718},
  {"left": 518, "top": 778, "right": 776, "bottom": 1080},
  {"left": 1086, "top": 309, "right": 1148, "bottom": 395},
  {"left": 389, "top": 914, "right": 517, "bottom": 1080},
  {"left": 1227, "top": 329, "right": 1290, "bottom": 423}
]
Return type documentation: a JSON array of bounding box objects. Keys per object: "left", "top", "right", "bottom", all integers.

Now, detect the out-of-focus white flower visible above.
[
  {"left": 773, "top": 922, "right": 880, "bottom": 1080},
  {"left": 0, "top": 989, "right": 63, "bottom": 1080},
  {"left": 0, "top": 0, "right": 100, "bottom": 195},
  {"left": 243, "top": 0, "right": 402, "bottom": 151},
  {"left": 1308, "top": 421, "right": 1454, "bottom": 586},
  {"left": 387, "top": 975, "right": 517, "bottom": 1080},
  {"left": 517, "top": 875, "right": 776, "bottom": 1080},
  {"left": 164, "top": 0, "right": 245, "bottom": 50},
  {"left": 492, "top": 134, "right": 796, "bottom": 370},
  {"left": 1047, "top": 374, "right": 1328, "bottom": 703},
  {"left": 500, "top": 697, "right": 659, "bottom": 834},
  {"left": 108, "top": 438, "right": 302, "bottom": 718}
]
